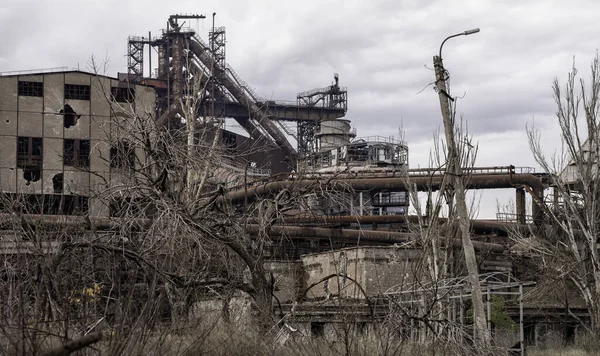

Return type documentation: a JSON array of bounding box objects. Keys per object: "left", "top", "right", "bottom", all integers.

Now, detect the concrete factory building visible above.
[
  {"left": 0, "top": 69, "right": 155, "bottom": 217},
  {"left": 0, "top": 68, "right": 288, "bottom": 217}
]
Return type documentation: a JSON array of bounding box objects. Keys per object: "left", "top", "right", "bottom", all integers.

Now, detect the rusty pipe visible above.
[
  {"left": 255, "top": 215, "right": 532, "bottom": 235},
  {"left": 225, "top": 174, "right": 546, "bottom": 203},
  {"left": 0, "top": 214, "right": 504, "bottom": 252},
  {"left": 245, "top": 224, "right": 505, "bottom": 252},
  {"left": 0, "top": 214, "right": 152, "bottom": 231}
]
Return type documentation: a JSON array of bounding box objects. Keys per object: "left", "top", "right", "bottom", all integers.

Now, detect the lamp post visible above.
[
  {"left": 435, "top": 28, "right": 479, "bottom": 128},
  {"left": 439, "top": 28, "right": 480, "bottom": 59},
  {"left": 433, "top": 28, "right": 491, "bottom": 346},
  {"left": 435, "top": 28, "right": 479, "bottom": 212}
]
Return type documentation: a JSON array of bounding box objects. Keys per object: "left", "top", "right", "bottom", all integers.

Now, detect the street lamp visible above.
[
  {"left": 433, "top": 27, "right": 491, "bottom": 346},
  {"left": 433, "top": 27, "right": 481, "bottom": 206},
  {"left": 438, "top": 28, "right": 480, "bottom": 60}
]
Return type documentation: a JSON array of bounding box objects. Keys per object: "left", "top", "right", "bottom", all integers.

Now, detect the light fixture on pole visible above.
[
  {"left": 433, "top": 27, "right": 491, "bottom": 346},
  {"left": 439, "top": 28, "right": 480, "bottom": 59}
]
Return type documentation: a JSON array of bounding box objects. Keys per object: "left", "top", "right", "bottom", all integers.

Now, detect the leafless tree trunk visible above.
[{"left": 525, "top": 53, "right": 600, "bottom": 334}]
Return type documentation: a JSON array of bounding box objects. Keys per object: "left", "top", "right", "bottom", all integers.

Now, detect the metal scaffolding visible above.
[
  {"left": 127, "top": 36, "right": 145, "bottom": 81},
  {"left": 385, "top": 272, "right": 535, "bottom": 356}
]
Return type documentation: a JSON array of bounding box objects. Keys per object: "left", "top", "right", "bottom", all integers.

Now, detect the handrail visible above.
[
  {"left": 276, "top": 121, "right": 298, "bottom": 140},
  {"left": 297, "top": 85, "right": 347, "bottom": 98},
  {"left": 352, "top": 136, "right": 405, "bottom": 145},
  {"left": 496, "top": 212, "right": 534, "bottom": 223},
  {"left": 190, "top": 34, "right": 345, "bottom": 111},
  {"left": 192, "top": 34, "right": 264, "bottom": 105},
  {"left": 0, "top": 67, "right": 75, "bottom": 76},
  {"left": 225, "top": 64, "right": 263, "bottom": 101},
  {"left": 189, "top": 56, "right": 236, "bottom": 102},
  {"left": 407, "top": 166, "right": 535, "bottom": 176},
  {"left": 257, "top": 99, "right": 299, "bottom": 106},
  {"left": 220, "top": 157, "right": 271, "bottom": 177}
]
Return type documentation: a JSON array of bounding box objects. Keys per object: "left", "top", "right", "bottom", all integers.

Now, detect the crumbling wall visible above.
[
  {"left": 190, "top": 294, "right": 253, "bottom": 328},
  {"left": 265, "top": 261, "right": 304, "bottom": 303},
  {"left": 362, "top": 247, "right": 422, "bottom": 295},
  {"left": 302, "top": 248, "right": 366, "bottom": 300},
  {"left": 301, "top": 246, "right": 423, "bottom": 300}
]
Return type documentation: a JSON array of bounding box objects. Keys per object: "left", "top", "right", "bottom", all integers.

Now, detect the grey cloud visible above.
[{"left": 2, "top": 0, "right": 597, "bottom": 157}]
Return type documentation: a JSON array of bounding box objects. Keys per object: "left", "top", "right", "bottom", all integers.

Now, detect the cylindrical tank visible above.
[{"left": 315, "top": 119, "right": 355, "bottom": 152}]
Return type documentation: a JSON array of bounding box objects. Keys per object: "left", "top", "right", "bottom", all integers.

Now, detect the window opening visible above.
[
  {"left": 64, "top": 84, "right": 91, "bottom": 100},
  {"left": 111, "top": 87, "right": 135, "bottom": 103},
  {"left": 18, "top": 81, "right": 43, "bottom": 97},
  {"left": 64, "top": 139, "right": 90, "bottom": 167},
  {"left": 110, "top": 141, "right": 135, "bottom": 170}
]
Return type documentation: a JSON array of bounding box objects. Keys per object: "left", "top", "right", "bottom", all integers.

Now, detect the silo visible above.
[{"left": 315, "top": 119, "right": 355, "bottom": 152}]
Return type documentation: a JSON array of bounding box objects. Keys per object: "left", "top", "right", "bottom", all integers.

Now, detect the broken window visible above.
[
  {"left": 17, "top": 194, "right": 43, "bottom": 214},
  {"left": 110, "top": 141, "right": 135, "bottom": 170},
  {"left": 17, "top": 136, "right": 43, "bottom": 167},
  {"left": 52, "top": 173, "right": 63, "bottom": 193},
  {"left": 60, "top": 104, "right": 81, "bottom": 128},
  {"left": 18, "top": 81, "right": 43, "bottom": 97},
  {"left": 62, "top": 195, "right": 88, "bottom": 215},
  {"left": 40, "top": 194, "right": 88, "bottom": 215},
  {"left": 17, "top": 137, "right": 43, "bottom": 182},
  {"left": 565, "top": 324, "right": 576, "bottom": 345},
  {"left": 43, "top": 194, "right": 63, "bottom": 215},
  {"left": 524, "top": 323, "right": 536, "bottom": 346},
  {"left": 0, "top": 193, "right": 85, "bottom": 215},
  {"left": 110, "top": 87, "right": 135, "bottom": 103},
  {"left": 64, "top": 84, "right": 91, "bottom": 101},
  {"left": 64, "top": 139, "right": 90, "bottom": 168}
]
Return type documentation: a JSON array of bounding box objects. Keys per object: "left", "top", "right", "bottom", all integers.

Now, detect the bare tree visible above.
[
  {"left": 0, "top": 50, "right": 317, "bottom": 354},
  {"left": 522, "top": 53, "right": 600, "bottom": 334}
]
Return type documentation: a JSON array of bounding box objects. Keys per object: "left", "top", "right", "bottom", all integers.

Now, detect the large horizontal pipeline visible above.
[
  {"left": 0, "top": 214, "right": 504, "bottom": 253},
  {"left": 225, "top": 173, "right": 545, "bottom": 203},
  {"left": 244, "top": 224, "right": 505, "bottom": 253},
  {"left": 0, "top": 214, "right": 148, "bottom": 231},
  {"left": 260, "top": 215, "right": 531, "bottom": 235}
]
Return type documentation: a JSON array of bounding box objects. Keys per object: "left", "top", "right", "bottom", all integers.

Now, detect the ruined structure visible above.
[
  {"left": 0, "top": 14, "right": 587, "bottom": 354},
  {"left": 0, "top": 69, "right": 155, "bottom": 217}
]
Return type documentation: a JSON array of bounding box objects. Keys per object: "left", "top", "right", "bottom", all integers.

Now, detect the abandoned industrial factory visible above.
[{"left": 0, "top": 14, "right": 591, "bottom": 355}]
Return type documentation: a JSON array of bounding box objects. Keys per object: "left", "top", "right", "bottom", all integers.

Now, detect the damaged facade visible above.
[
  {"left": 0, "top": 14, "right": 593, "bottom": 355},
  {"left": 0, "top": 70, "right": 154, "bottom": 216}
]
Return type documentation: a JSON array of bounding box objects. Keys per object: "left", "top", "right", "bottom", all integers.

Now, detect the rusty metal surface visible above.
[
  {"left": 245, "top": 224, "right": 504, "bottom": 252},
  {"left": 225, "top": 173, "right": 546, "bottom": 203},
  {"left": 256, "top": 214, "right": 532, "bottom": 234},
  {"left": 0, "top": 214, "right": 504, "bottom": 253}
]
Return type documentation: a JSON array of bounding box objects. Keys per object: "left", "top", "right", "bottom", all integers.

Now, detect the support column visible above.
[
  {"left": 157, "top": 42, "right": 168, "bottom": 79},
  {"left": 359, "top": 192, "right": 363, "bottom": 216},
  {"left": 516, "top": 187, "right": 526, "bottom": 224},
  {"left": 171, "top": 34, "right": 184, "bottom": 100},
  {"left": 531, "top": 187, "right": 544, "bottom": 227}
]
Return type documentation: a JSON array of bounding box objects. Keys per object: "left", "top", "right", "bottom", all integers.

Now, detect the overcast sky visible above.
[{"left": 2, "top": 0, "right": 598, "bottom": 217}]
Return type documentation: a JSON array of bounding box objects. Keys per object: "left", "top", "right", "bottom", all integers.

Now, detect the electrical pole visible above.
[{"left": 434, "top": 29, "right": 490, "bottom": 346}]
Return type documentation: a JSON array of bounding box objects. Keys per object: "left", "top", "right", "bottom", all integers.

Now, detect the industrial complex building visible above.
[
  {"left": 0, "top": 70, "right": 155, "bottom": 217},
  {"left": 0, "top": 14, "right": 588, "bottom": 354}
]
